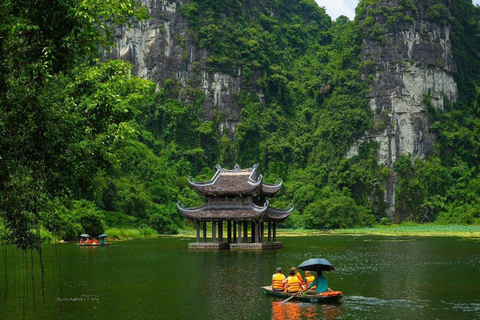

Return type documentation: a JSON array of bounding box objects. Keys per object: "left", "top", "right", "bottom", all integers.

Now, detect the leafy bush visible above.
[
  {"left": 149, "top": 213, "right": 179, "bottom": 235},
  {"left": 74, "top": 201, "right": 106, "bottom": 237},
  {"left": 299, "top": 187, "right": 375, "bottom": 229}
]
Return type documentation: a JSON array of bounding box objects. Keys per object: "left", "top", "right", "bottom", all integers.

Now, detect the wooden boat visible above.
[
  {"left": 261, "top": 286, "right": 344, "bottom": 304},
  {"left": 77, "top": 233, "right": 110, "bottom": 246},
  {"left": 76, "top": 242, "right": 111, "bottom": 247}
]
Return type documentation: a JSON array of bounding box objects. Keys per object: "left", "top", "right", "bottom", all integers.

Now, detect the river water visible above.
[{"left": 1, "top": 235, "right": 479, "bottom": 319}]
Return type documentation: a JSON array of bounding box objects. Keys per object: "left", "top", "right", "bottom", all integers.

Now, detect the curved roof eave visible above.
[
  {"left": 177, "top": 200, "right": 270, "bottom": 220},
  {"left": 267, "top": 203, "right": 294, "bottom": 221},
  {"left": 187, "top": 164, "right": 223, "bottom": 188},
  {"left": 247, "top": 174, "right": 262, "bottom": 187},
  {"left": 262, "top": 178, "right": 283, "bottom": 195}
]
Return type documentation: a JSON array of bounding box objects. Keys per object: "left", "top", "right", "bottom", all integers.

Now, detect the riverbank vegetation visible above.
[{"left": 1, "top": 0, "right": 480, "bottom": 248}]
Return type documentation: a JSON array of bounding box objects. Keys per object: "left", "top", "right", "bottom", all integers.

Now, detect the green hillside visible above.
[{"left": 1, "top": 0, "right": 479, "bottom": 248}]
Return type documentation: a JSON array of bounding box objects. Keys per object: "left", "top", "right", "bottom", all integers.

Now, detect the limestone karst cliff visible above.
[
  {"left": 105, "top": 0, "right": 468, "bottom": 221},
  {"left": 103, "top": 0, "right": 242, "bottom": 136},
  {"left": 349, "top": 0, "right": 458, "bottom": 218}
]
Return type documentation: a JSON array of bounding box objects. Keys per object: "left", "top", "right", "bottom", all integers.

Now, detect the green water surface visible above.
[{"left": 1, "top": 236, "right": 479, "bottom": 319}]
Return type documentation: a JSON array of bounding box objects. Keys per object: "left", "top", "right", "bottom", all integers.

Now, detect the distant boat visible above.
[
  {"left": 77, "top": 234, "right": 111, "bottom": 246},
  {"left": 261, "top": 286, "right": 344, "bottom": 304},
  {"left": 76, "top": 242, "right": 111, "bottom": 247}
]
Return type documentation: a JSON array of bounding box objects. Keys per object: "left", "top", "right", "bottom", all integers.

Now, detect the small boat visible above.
[
  {"left": 76, "top": 234, "right": 111, "bottom": 246},
  {"left": 261, "top": 286, "right": 344, "bottom": 304},
  {"left": 76, "top": 242, "right": 111, "bottom": 247}
]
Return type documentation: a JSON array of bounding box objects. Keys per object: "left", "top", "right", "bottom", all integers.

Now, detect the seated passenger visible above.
[
  {"left": 306, "top": 271, "right": 331, "bottom": 295},
  {"left": 271, "top": 267, "right": 286, "bottom": 292},
  {"left": 283, "top": 269, "right": 303, "bottom": 293},
  {"left": 291, "top": 267, "right": 303, "bottom": 283},
  {"left": 304, "top": 271, "right": 316, "bottom": 292}
]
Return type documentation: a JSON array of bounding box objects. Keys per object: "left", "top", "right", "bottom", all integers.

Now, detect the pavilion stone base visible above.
[
  {"left": 230, "top": 242, "right": 283, "bottom": 251},
  {"left": 188, "top": 242, "right": 230, "bottom": 250}
]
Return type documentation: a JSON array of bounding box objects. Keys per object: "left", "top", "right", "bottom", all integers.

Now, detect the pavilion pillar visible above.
[
  {"left": 250, "top": 221, "right": 255, "bottom": 243},
  {"left": 202, "top": 221, "right": 207, "bottom": 242},
  {"left": 237, "top": 221, "right": 242, "bottom": 243},
  {"left": 218, "top": 221, "right": 223, "bottom": 243},
  {"left": 196, "top": 221, "right": 200, "bottom": 243},
  {"left": 273, "top": 222, "right": 277, "bottom": 242},
  {"left": 252, "top": 222, "right": 258, "bottom": 243},
  {"left": 261, "top": 222, "right": 265, "bottom": 242},
  {"left": 212, "top": 221, "right": 217, "bottom": 242},
  {"left": 227, "top": 221, "right": 232, "bottom": 243},
  {"left": 268, "top": 221, "right": 272, "bottom": 243},
  {"left": 243, "top": 221, "right": 248, "bottom": 242},
  {"left": 233, "top": 221, "right": 237, "bottom": 242}
]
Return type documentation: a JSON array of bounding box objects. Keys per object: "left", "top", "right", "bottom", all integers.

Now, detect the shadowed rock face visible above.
[
  {"left": 102, "top": 0, "right": 242, "bottom": 137},
  {"left": 348, "top": 0, "right": 458, "bottom": 219}
]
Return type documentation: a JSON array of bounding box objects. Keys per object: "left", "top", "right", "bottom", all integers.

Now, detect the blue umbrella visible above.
[
  {"left": 298, "top": 258, "right": 335, "bottom": 272},
  {"left": 98, "top": 234, "right": 108, "bottom": 238}
]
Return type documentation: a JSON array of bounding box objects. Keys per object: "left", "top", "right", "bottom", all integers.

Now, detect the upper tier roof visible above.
[{"left": 188, "top": 164, "right": 283, "bottom": 196}]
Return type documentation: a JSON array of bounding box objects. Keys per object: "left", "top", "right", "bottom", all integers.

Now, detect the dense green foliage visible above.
[
  {"left": 0, "top": 0, "right": 149, "bottom": 248},
  {"left": 177, "top": 0, "right": 386, "bottom": 229},
  {"left": 391, "top": 1, "right": 480, "bottom": 224},
  {"left": 2, "top": 0, "right": 480, "bottom": 248}
]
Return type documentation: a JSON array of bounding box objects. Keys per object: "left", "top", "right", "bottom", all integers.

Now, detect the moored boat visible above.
[{"left": 261, "top": 286, "right": 344, "bottom": 304}]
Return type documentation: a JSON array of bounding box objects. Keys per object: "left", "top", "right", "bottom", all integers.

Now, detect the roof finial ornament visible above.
[
  {"left": 215, "top": 164, "right": 222, "bottom": 171},
  {"left": 232, "top": 164, "right": 241, "bottom": 173}
]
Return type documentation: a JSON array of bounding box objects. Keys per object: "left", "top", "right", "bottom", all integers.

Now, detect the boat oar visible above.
[
  {"left": 279, "top": 292, "right": 301, "bottom": 305},
  {"left": 278, "top": 295, "right": 295, "bottom": 305}
]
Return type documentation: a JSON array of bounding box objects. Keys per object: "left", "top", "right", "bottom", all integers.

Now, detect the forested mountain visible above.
[{"left": 1, "top": 0, "right": 479, "bottom": 247}]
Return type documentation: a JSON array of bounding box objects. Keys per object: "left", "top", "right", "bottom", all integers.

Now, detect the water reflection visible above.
[
  {"left": 1, "top": 236, "right": 479, "bottom": 319},
  {"left": 271, "top": 301, "right": 342, "bottom": 320}
]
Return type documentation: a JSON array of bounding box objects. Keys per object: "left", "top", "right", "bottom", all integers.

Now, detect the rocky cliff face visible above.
[
  {"left": 348, "top": 1, "right": 458, "bottom": 219},
  {"left": 103, "top": 0, "right": 242, "bottom": 136},
  {"left": 106, "top": 0, "right": 459, "bottom": 220}
]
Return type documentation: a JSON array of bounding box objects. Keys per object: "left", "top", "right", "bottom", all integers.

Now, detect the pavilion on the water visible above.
[{"left": 177, "top": 164, "right": 293, "bottom": 250}]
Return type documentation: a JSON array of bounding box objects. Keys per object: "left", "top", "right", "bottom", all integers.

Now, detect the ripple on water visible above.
[
  {"left": 346, "top": 295, "right": 429, "bottom": 308},
  {"left": 345, "top": 296, "right": 480, "bottom": 319}
]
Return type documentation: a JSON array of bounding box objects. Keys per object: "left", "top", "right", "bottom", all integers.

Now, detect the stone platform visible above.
[
  {"left": 188, "top": 242, "right": 230, "bottom": 250},
  {"left": 230, "top": 242, "right": 283, "bottom": 251},
  {"left": 187, "top": 242, "right": 283, "bottom": 251}
]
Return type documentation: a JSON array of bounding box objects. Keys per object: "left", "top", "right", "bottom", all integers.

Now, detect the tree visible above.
[{"left": 0, "top": 0, "right": 149, "bottom": 249}]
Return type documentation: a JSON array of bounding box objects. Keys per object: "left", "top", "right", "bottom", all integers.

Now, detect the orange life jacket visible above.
[
  {"left": 295, "top": 272, "right": 303, "bottom": 283},
  {"left": 305, "top": 275, "right": 316, "bottom": 289},
  {"left": 272, "top": 273, "right": 285, "bottom": 290},
  {"left": 285, "top": 276, "right": 302, "bottom": 293}
]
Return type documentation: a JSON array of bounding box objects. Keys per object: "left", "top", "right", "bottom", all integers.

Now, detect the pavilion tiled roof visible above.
[
  {"left": 188, "top": 164, "right": 282, "bottom": 196},
  {"left": 177, "top": 201, "right": 269, "bottom": 221},
  {"left": 177, "top": 200, "right": 294, "bottom": 222},
  {"left": 179, "top": 164, "right": 293, "bottom": 222}
]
